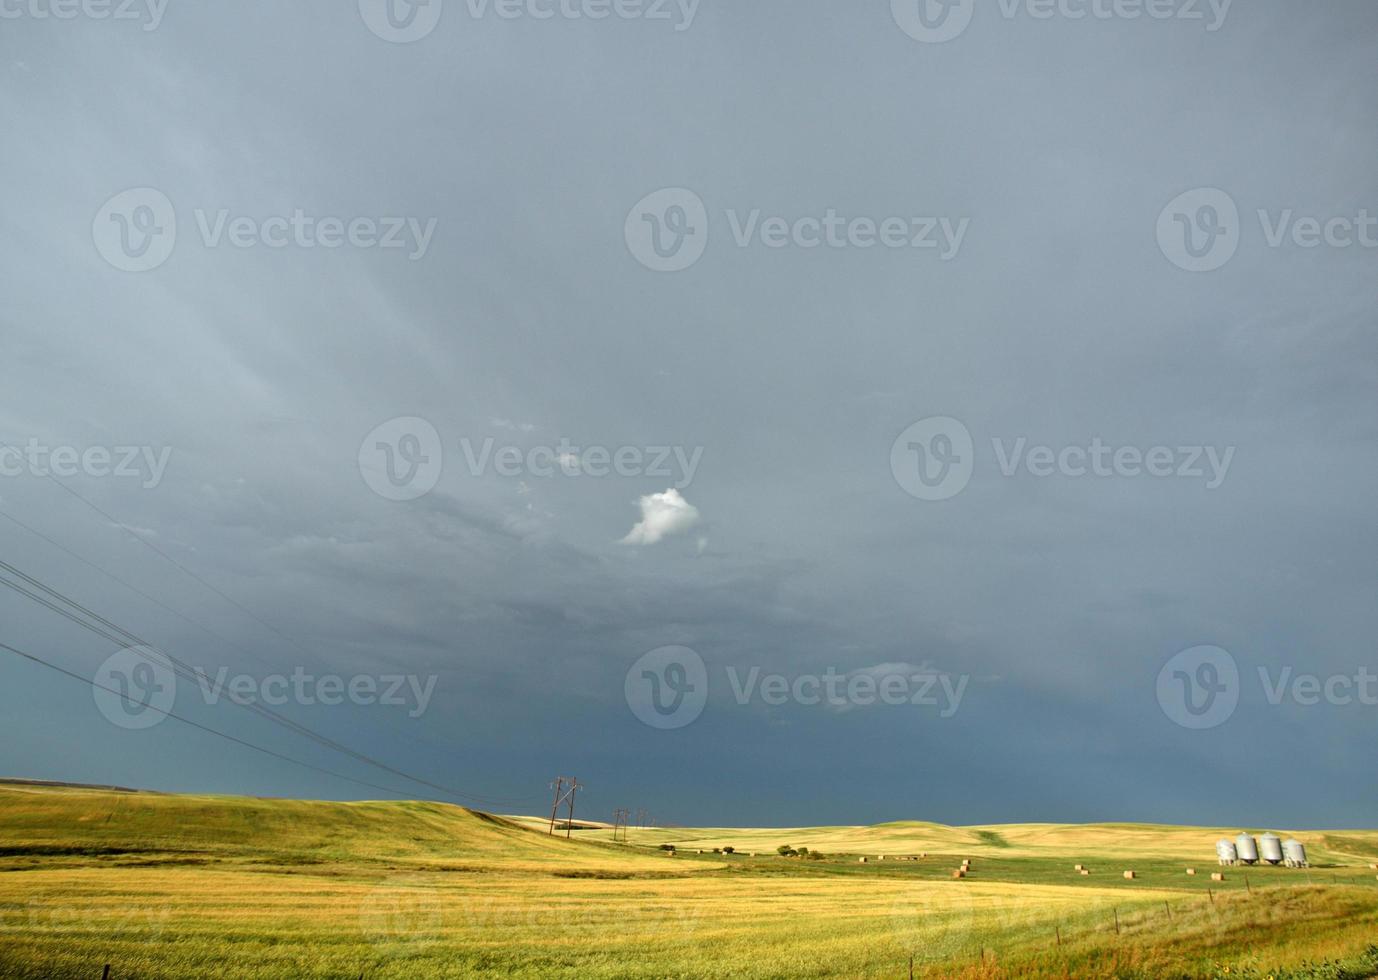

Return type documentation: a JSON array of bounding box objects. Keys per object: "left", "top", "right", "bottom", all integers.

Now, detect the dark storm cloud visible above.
[{"left": 1, "top": 0, "right": 1375, "bottom": 826}]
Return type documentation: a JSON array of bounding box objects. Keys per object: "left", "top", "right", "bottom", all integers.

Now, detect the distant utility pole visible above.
[
  {"left": 548, "top": 777, "right": 582, "bottom": 837},
  {"left": 636, "top": 807, "right": 648, "bottom": 828},
  {"left": 613, "top": 808, "right": 630, "bottom": 842}
]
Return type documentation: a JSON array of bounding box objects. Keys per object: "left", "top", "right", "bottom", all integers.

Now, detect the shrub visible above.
[
  {"left": 796, "top": 847, "right": 809, "bottom": 856},
  {"left": 776, "top": 845, "right": 796, "bottom": 857},
  {"left": 658, "top": 844, "right": 675, "bottom": 851},
  {"left": 722, "top": 846, "right": 734, "bottom": 854}
]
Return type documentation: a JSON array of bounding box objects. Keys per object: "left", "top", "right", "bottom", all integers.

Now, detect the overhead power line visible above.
[
  {"left": 0, "top": 449, "right": 538, "bottom": 808},
  {"left": 0, "top": 504, "right": 496, "bottom": 781},
  {"left": 0, "top": 638, "right": 423, "bottom": 800},
  {"left": 0, "top": 557, "right": 534, "bottom": 808}
]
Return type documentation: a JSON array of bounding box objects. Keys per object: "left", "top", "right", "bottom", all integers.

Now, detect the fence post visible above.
[{"left": 1114, "top": 908, "right": 1120, "bottom": 935}]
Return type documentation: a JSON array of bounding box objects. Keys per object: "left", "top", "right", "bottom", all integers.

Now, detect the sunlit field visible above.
[{"left": 3, "top": 783, "right": 1377, "bottom": 979}]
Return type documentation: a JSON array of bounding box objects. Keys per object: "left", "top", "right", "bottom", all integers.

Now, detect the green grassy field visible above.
[{"left": 2, "top": 782, "right": 1376, "bottom": 978}]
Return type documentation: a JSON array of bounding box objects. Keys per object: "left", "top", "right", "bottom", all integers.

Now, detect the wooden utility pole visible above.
[{"left": 613, "top": 808, "right": 631, "bottom": 842}]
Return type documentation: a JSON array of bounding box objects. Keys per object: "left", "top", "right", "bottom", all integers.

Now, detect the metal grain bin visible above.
[
  {"left": 1235, "top": 833, "right": 1260, "bottom": 864},
  {"left": 1282, "top": 839, "right": 1308, "bottom": 868}
]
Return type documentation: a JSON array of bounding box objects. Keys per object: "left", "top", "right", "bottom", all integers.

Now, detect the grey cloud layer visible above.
[{"left": 0, "top": 0, "right": 1375, "bottom": 826}]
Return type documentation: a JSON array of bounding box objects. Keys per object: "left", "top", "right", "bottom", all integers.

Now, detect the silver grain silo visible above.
[
  {"left": 1216, "top": 838, "right": 1238, "bottom": 865},
  {"left": 1235, "top": 833, "right": 1260, "bottom": 864},
  {"left": 1259, "top": 833, "right": 1284, "bottom": 865},
  {"left": 1282, "top": 839, "right": 1308, "bottom": 868}
]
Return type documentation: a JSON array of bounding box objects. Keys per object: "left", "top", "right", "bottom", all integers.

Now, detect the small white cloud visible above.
[{"left": 620, "top": 488, "right": 701, "bottom": 546}]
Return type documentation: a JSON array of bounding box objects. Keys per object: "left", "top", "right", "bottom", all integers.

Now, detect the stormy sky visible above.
[{"left": 1, "top": 0, "right": 1375, "bottom": 829}]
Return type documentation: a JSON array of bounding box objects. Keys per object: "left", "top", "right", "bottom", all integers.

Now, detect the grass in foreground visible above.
[{"left": 2, "top": 784, "right": 1376, "bottom": 979}]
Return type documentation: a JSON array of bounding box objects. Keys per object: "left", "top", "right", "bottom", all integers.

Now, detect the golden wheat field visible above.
[{"left": 2, "top": 783, "right": 1377, "bottom": 979}]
